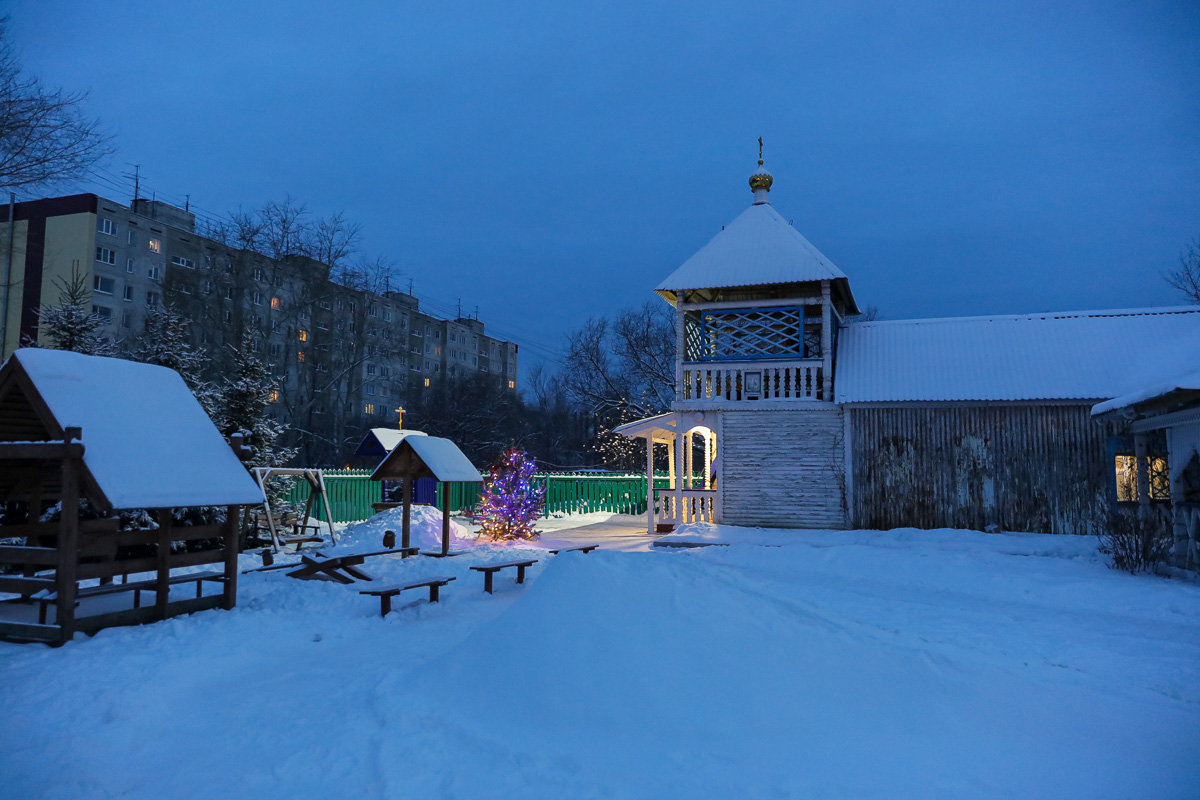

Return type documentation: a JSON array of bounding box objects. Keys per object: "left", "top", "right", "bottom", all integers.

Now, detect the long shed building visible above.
[{"left": 619, "top": 158, "right": 1200, "bottom": 537}]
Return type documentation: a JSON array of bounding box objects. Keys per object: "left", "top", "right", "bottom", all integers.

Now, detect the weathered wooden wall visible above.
[
  {"left": 848, "top": 404, "right": 1108, "bottom": 534},
  {"left": 721, "top": 408, "right": 847, "bottom": 529}
]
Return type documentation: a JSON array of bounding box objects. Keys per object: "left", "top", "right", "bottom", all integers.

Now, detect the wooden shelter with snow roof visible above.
[
  {"left": 370, "top": 435, "right": 481, "bottom": 556},
  {"left": 619, "top": 150, "right": 1200, "bottom": 543},
  {"left": 0, "top": 349, "right": 264, "bottom": 645}
]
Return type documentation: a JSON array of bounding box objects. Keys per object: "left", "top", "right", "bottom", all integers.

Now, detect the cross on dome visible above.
[{"left": 749, "top": 136, "right": 773, "bottom": 202}]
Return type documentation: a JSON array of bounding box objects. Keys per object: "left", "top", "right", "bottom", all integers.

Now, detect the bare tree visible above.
[
  {"left": 1164, "top": 238, "right": 1200, "bottom": 304},
  {"left": 561, "top": 300, "right": 675, "bottom": 419},
  {"left": 0, "top": 16, "right": 112, "bottom": 192},
  {"left": 312, "top": 211, "right": 362, "bottom": 274}
]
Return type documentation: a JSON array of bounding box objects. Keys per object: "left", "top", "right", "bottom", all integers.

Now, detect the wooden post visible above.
[
  {"left": 645, "top": 436, "right": 655, "bottom": 535},
  {"left": 674, "top": 417, "right": 684, "bottom": 526},
  {"left": 56, "top": 427, "right": 82, "bottom": 645},
  {"left": 1134, "top": 433, "right": 1150, "bottom": 510},
  {"left": 821, "top": 281, "right": 833, "bottom": 400},
  {"left": 401, "top": 477, "right": 412, "bottom": 550},
  {"left": 441, "top": 482, "right": 451, "bottom": 556},
  {"left": 156, "top": 508, "right": 173, "bottom": 620},
  {"left": 222, "top": 504, "right": 241, "bottom": 610}
]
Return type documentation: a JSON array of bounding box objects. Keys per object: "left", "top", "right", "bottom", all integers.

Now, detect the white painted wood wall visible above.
[{"left": 719, "top": 408, "right": 847, "bottom": 529}]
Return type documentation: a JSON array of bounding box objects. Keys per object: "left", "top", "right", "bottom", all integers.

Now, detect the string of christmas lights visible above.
[{"left": 478, "top": 449, "right": 546, "bottom": 541}]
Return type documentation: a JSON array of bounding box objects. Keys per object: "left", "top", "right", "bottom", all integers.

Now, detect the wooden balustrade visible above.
[
  {"left": 658, "top": 489, "right": 717, "bottom": 525},
  {"left": 680, "top": 359, "right": 825, "bottom": 403}
]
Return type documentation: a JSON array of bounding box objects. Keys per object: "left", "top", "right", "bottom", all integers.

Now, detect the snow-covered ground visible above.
[{"left": 2, "top": 521, "right": 1199, "bottom": 798}]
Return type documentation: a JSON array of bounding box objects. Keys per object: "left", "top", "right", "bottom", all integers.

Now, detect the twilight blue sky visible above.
[{"left": 11, "top": 1, "right": 1200, "bottom": 374}]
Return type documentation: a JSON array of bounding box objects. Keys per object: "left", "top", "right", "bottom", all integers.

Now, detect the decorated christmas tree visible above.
[{"left": 478, "top": 449, "right": 546, "bottom": 541}]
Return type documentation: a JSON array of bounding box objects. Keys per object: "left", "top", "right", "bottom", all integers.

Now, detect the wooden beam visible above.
[
  {"left": 441, "top": 483, "right": 451, "bottom": 557},
  {"left": 0, "top": 441, "right": 85, "bottom": 460},
  {"left": 401, "top": 476, "right": 412, "bottom": 550},
  {"left": 222, "top": 505, "right": 240, "bottom": 610},
  {"left": 55, "top": 427, "right": 81, "bottom": 645},
  {"left": 156, "top": 509, "right": 173, "bottom": 621}
]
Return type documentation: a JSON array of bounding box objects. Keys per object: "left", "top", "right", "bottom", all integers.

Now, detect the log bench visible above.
[
  {"left": 469, "top": 558, "right": 538, "bottom": 594},
  {"left": 361, "top": 576, "right": 456, "bottom": 617},
  {"left": 548, "top": 544, "right": 599, "bottom": 555},
  {"left": 34, "top": 570, "right": 226, "bottom": 624}
]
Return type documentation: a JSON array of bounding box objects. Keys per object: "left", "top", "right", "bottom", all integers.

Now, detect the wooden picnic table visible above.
[{"left": 286, "top": 555, "right": 374, "bottom": 584}]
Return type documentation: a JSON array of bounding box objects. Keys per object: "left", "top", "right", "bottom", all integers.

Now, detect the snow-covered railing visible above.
[
  {"left": 659, "top": 489, "right": 716, "bottom": 524},
  {"left": 680, "top": 359, "right": 825, "bottom": 402}
]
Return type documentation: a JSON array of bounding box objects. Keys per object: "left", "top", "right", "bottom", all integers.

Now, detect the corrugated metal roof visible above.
[
  {"left": 835, "top": 306, "right": 1200, "bottom": 403},
  {"left": 656, "top": 202, "right": 847, "bottom": 292},
  {"left": 1091, "top": 368, "right": 1200, "bottom": 416}
]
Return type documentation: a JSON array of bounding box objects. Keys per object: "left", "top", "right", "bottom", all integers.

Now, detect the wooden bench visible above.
[
  {"left": 469, "top": 558, "right": 538, "bottom": 593},
  {"left": 361, "top": 576, "right": 456, "bottom": 617},
  {"left": 35, "top": 570, "right": 226, "bottom": 624},
  {"left": 548, "top": 544, "right": 599, "bottom": 555}
]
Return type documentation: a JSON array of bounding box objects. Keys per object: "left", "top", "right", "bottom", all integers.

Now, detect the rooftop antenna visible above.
[
  {"left": 122, "top": 164, "right": 142, "bottom": 202},
  {"left": 457, "top": 298, "right": 461, "bottom": 318},
  {"left": 408, "top": 278, "right": 413, "bottom": 295},
  {"left": 474, "top": 304, "right": 479, "bottom": 320},
  {"left": 184, "top": 194, "right": 190, "bottom": 212}
]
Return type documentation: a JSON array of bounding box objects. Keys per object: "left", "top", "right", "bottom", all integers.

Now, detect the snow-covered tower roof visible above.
[{"left": 655, "top": 154, "right": 859, "bottom": 315}]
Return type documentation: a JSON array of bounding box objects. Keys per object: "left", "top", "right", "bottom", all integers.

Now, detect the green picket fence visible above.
[{"left": 286, "top": 470, "right": 684, "bottom": 523}]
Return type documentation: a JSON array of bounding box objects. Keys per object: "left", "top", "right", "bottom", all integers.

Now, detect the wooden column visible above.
[
  {"left": 703, "top": 430, "right": 712, "bottom": 490},
  {"left": 1134, "top": 433, "right": 1150, "bottom": 510},
  {"left": 645, "top": 437, "right": 655, "bottom": 535},
  {"left": 156, "top": 508, "right": 173, "bottom": 620},
  {"left": 675, "top": 295, "right": 686, "bottom": 400},
  {"left": 821, "top": 280, "right": 833, "bottom": 400},
  {"left": 674, "top": 416, "right": 685, "bottom": 526},
  {"left": 56, "top": 427, "right": 83, "bottom": 645},
  {"left": 441, "top": 482, "right": 451, "bottom": 556},
  {"left": 222, "top": 504, "right": 241, "bottom": 610},
  {"left": 401, "top": 477, "right": 413, "bottom": 550}
]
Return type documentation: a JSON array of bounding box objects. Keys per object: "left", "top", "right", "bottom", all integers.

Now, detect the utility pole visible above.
[{"left": 1, "top": 192, "right": 14, "bottom": 358}]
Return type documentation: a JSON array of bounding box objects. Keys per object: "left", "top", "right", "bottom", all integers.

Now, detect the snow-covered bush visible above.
[{"left": 1098, "top": 507, "right": 1172, "bottom": 573}]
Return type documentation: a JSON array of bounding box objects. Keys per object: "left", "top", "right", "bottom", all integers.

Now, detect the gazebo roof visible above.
[
  {"left": 352, "top": 427, "right": 427, "bottom": 458},
  {"left": 654, "top": 200, "right": 859, "bottom": 314},
  {"left": 369, "top": 435, "right": 482, "bottom": 483},
  {"left": 0, "top": 348, "right": 263, "bottom": 510}
]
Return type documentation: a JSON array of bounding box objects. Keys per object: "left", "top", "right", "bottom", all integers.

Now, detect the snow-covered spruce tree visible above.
[
  {"left": 134, "top": 301, "right": 218, "bottom": 416},
  {"left": 34, "top": 264, "right": 115, "bottom": 355},
  {"left": 477, "top": 449, "right": 546, "bottom": 542},
  {"left": 212, "top": 330, "right": 297, "bottom": 514}
]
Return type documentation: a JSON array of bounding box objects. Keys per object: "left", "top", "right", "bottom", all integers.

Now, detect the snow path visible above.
[{"left": 1, "top": 527, "right": 1198, "bottom": 798}]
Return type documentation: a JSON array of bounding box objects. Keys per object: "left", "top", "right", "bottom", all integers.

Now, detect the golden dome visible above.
[{"left": 749, "top": 160, "right": 773, "bottom": 192}]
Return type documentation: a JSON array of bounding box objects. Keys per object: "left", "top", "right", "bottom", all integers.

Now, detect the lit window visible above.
[
  {"left": 1114, "top": 455, "right": 1171, "bottom": 502},
  {"left": 298, "top": 329, "right": 308, "bottom": 342},
  {"left": 423, "top": 378, "right": 430, "bottom": 387},
  {"left": 271, "top": 297, "right": 282, "bottom": 310},
  {"left": 364, "top": 403, "right": 375, "bottom": 415},
  {"left": 97, "top": 218, "right": 115, "bottom": 236},
  {"left": 508, "top": 380, "right": 515, "bottom": 389},
  {"left": 434, "top": 346, "right": 441, "bottom": 356},
  {"left": 148, "top": 238, "right": 161, "bottom": 253},
  {"left": 92, "top": 275, "right": 115, "bottom": 295},
  {"left": 269, "top": 390, "right": 279, "bottom": 403},
  {"left": 95, "top": 247, "right": 116, "bottom": 265},
  {"left": 297, "top": 350, "right": 305, "bottom": 363}
]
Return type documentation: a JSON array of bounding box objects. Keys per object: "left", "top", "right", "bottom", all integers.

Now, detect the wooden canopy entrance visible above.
[
  {"left": 0, "top": 349, "right": 264, "bottom": 645},
  {"left": 615, "top": 411, "right": 719, "bottom": 534},
  {"left": 369, "top": 436, "right": 481, "bottom": 557}
]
